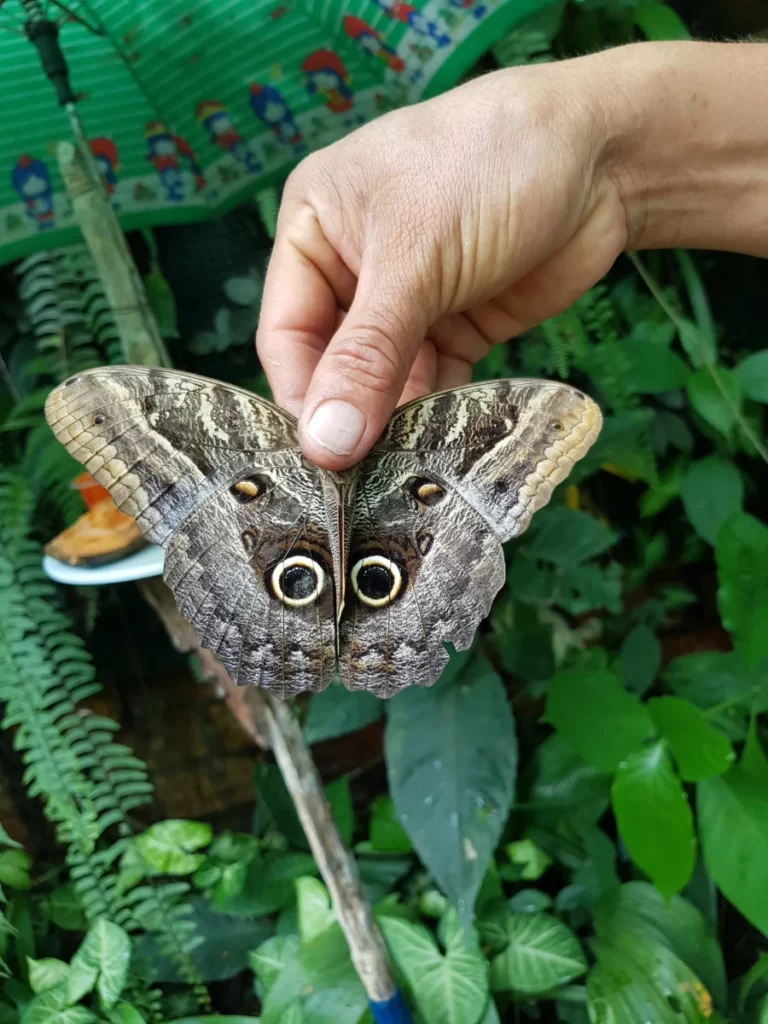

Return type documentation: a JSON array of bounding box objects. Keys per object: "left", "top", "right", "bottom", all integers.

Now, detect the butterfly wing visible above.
[
  {"left": 338, "top": 379, "right": 602, "bottom": 697},
  {"left": 45, "top": 366, "right": 336, "bottom": 696}
]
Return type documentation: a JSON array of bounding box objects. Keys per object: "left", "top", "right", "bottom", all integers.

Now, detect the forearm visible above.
[{"left": 591, "top": 41, "right": 768, "bottom": 257}]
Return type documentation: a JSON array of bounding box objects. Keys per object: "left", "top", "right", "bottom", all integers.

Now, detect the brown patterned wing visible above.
[
  {"left": 338, "top": 379, "right": 602, "bottom": 697},
  {"left": 44, "top": 366, "right": 336, "bottom": 697}
]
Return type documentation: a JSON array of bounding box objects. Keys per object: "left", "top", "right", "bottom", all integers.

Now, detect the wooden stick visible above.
[
  {"left": 56, "top": 138, "right": 170, "bottom": 369},
  {"left": 136, "top": 578, "right": 408, "bottom": 1014}
]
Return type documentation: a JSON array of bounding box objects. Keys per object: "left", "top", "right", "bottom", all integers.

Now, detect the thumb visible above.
[{"left": 298, "top": 272, "right": 430, "bottom": 470}]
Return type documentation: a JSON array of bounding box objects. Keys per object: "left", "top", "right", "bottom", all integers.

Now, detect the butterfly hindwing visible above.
[
  {"left": 45, "top": 366, "right": 337, "bottom": 696},
  {"left": 337, "top": 379, "right": 602, "bottom": 696}
]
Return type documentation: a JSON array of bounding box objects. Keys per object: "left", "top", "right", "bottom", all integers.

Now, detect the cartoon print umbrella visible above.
[{"left": 0, "top": 0, "right": 545, "bottom": 267}]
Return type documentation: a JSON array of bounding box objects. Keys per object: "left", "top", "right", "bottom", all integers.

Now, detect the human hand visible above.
[{"left": 256, "top": 41, "right": 768, "bottom": 470}]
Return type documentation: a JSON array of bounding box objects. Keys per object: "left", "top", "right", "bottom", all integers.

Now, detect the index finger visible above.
[{"left": 256, "top": 202, "right": 357, "bottom": 417}]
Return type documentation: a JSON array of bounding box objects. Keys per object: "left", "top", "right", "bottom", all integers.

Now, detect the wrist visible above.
[{"left": 590, "top": 41, "right": 768, "bottom": 256}]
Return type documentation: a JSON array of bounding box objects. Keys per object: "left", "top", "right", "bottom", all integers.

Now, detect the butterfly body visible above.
[{"left": 45, "top": 366, "right": 602, "bottom": 698}]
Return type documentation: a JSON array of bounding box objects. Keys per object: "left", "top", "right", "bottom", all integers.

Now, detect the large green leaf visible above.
[
  {"left": 698, "top": 725, "right": 768, "bottom": 939},
  {"left": 385, "top": 651, "right": 516, "bottom": 928},
  {"left": 135, "top": 820, "right": 212, "bottom": 876},
  {"left": 523, "top": 508, "right": 616, "bottom": 569},
  {"left": 368, "top": 796, "right": 413, "bottom": 854},
  {"left": 648, "top": 697, "right": 734, "bottom": 781},
  {"left": 250, "top": 935, "right": 301, "bottom": 998},
  {"left": 26, "top": 958, "right": 69, "bottom": 994},
  {"left": 527, "top": 735, "right": 612, "bottom": 832},
  {"left": 20, "top": 985, "right": 98, "bottom": 1024},
  {"left": 66, "top": 919, "right": 131, "bottom": 1010},
  {"left": 611, "top": 743, "right": 696, "bottom": 899},
  {"left": 681, "top": 456, "right": 744, "bottom": 546},
  {"left": 588, "top": 936, "right": 713, "bottom": 1022},
  {"left": 379, "top": 914, "right": 488, "bottom": 1024},
  {"left": 261, "top": 924, "right": 368, "bottom": 1024},
  {"left": 620, "top": 341, "right": 690, "bottom": 393},
  {"left": 218, "top": 852, "right": 318, "bottom": 917},
  {"left": 303, "top": 684, "right": 381, "bottom": 745},
  {"left": 543, "top": 667, "right": 654, "bottom": 773},
  {"left": 618, "top": 624, "right": 661, "bottom": 695},
  {"left": 716, "top": 512, "right": 768, "bottom": 673},
  {"left": 134, "top": 899, "right": 272, "bottom": 982},
  {"left": 594, "top": 882, "right": 727, "bottom": 1008},
  {"left": 686, "top": 367, "right": 742, "bottom": 439},
  {"left": 734, "top": 350, "right": 768, "bottom": 403},
  {"left": 489, "top": 913, "right": 586, "bottom": 995},
  {"left": 296, "top": 878, "right": 335, "bottom": 945}
]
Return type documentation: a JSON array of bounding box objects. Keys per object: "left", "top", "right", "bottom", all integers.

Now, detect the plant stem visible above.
[{"left": 627, "top": 252, "right": 768, "bottom": 465}]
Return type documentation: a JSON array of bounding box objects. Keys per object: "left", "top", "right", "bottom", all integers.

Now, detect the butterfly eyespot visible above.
[
  {"left": 92, "top": 414, "right": 106, "bottom": 426},
  {"left": 230, "top": 474, "right": 269, "bottom": 504},
  {"left": 351, "top": 555, "right": 404, "bottom": 608},
  {"left": 64, "top": 376, "right": 82, "bottom": 387},
  {"left": 270, "top": 555, "right": 324, "bottom": 607},
  {"left": 241, "top": 527, "right": 259, "bottom": 555},
  {"left": 408, "top": 477, "right": 445, "bottom": 507},
  {"left": 550, "top": 421, "right": 564, "bottom": 432}
]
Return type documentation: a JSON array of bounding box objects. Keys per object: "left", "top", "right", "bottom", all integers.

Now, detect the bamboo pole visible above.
[
  {"left": 56, "top": 139, "right": 170, "bottom": 369},
  {"left": 137, "top": 577, "right": 413, "bottom": 1022}
]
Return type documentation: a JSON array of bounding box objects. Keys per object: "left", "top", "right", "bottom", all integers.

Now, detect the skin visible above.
[{"left": 256, "top": 40, "right": 768, "bottom": 470}]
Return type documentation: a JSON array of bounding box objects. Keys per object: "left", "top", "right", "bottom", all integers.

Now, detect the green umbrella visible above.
[{"left": 0, "top": 0, "right": 543, "bottom": 267}]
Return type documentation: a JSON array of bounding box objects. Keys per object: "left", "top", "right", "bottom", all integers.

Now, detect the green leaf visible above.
[
  {"left": 648, "top": 697, "right": 734, "bottom": 781},
  {"left": 734, "top": 349, "right": 768, "bottom": 402},
  {"left": 507, "top": 889, "right": 552, "bottom": 915},
  {"left": 261, "top": 924, "right": 368, "bottom": 1024},
  {"left": 325, "top": 777, "right": 354, "bottom": 847},
  {"left": 218, "top": 852, "right": 318, "bottom": 917},
  {"left": 716, "top": 512, "right": 768, "bottom": 673},
  {"left": 618, "top": 624, "right": 661, "bottom": 695},
  {"left": 135, "top": 820, "right": 212, "bottom": 876},
  {"left": 20, "top": 984, "right": 98, "bottom": 1024},
  {"left": 662, "top": 651, "right": 758, "bottom": 714},
  {"left": 250, "top": 935, "right": 301, "bottom": 997},
  {"left": 143, "top": 268, "right": 179, "bottom": 339},
  {"left": 165, "top": 1019, "right": 263, "bottom": 1023},
  {"left": 528, "top": 735, "right": 612, "bottom": 831},
  {"left": 379, "top": 914, "right": 489, "bottom": 1024},
  {"left": 134, "top": 899, "right": 272, "bottom": 983},
  {"left": 687, "top": 367, "right": 741, "bottom": 438},
  {"left": 67, "top": 919, "right": 131, "bottom": 1010},
  {"left": 295, "top": 878, "right": 335, "bottom": 945},
  {"left": 254, "top": 765, "right": 351, "bottom": 852},
  {"left": 386, "top": 651, "right": 516, "bottom": 929},
  {"left": 357, "top": 852, "right": 413, "bottom": 904},
  {"left": 681, "top": 456, "right": 744, "bottom": 546},
  {"left": 43, "top": 885, "right": 86, "bottom": 932},
  {"left": 27, "top": 958, "right": 69, "bottom": 994},
  {"left": 594, "top": 881, "right": 727, "bottom": 1007},
  {"left": 634, "top": 2, "right": 691, "bottom": 39},
  {"left": 0, "top": 850, "right": 32, "bottom": 890},
  {"left": 369, "top": 796, "right": 413, "bottom": 854},
  {"left": 108, "top": 1005, "right": 148, "bottom": 1024},
  {"left": 504, "top": 840, "right": 552, "bottom": 882},
  {"left": 589, "top": 935, "right": 713, "bottom": 1022},
  {"left": 544, "top": 667, "right": 654, "bottom": 773},
  {"left": 698, "top": 724, "right": 768, "bottom": 939},
  {"left": 489, "top": 913, "right": 586, "bottom": 995},
  {"left": 303, "top": 684, "right": 381, "bottom": 744},
  {"left": 620, "top": 340, "right": 690, "bottom": 393},
  {"left": 612, "top": 743, "right": 696, "bottom": 900},
  {"left": 523, "top": 508, "right": 616, "bottom": 569}
]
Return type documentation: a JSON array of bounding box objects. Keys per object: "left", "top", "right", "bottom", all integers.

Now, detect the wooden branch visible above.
[
  {"left": 136, "top": 577, "right": 401, "bottom": 1005},
  {"left": 56, "top": 138, "right": 170, "bottom": 369}
]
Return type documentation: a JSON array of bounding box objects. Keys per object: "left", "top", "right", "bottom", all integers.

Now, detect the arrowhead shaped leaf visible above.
[
  {"left": 489, "top": 913, "right": 586, "bottom": 995},
  {"left": 379, "top": 913, "right": 489, "bottom": 1024}
]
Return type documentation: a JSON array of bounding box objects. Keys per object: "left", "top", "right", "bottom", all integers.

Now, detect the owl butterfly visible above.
[{"left": 45, "top": 367, "right": 602, "bottom": 699}]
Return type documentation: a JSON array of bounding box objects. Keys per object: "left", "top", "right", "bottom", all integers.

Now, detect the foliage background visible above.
[{"left": 2, "top": 1, "right": 768, "bottom": 1023}]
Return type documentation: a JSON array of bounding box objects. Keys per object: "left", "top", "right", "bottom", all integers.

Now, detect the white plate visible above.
[{"left": 42, "top": 544, "right": 165, "bottom": 586}]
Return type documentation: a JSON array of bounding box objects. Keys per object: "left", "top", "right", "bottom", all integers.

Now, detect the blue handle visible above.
[{"left": 369, "top": 990, "right": 414, "bottom": 1024}]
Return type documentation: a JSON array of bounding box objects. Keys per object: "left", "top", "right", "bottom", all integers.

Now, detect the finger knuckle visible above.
[{"left": 332, "top": 319, "right": 409, "bottom": 394}]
